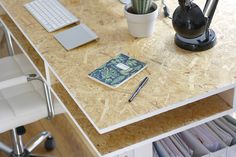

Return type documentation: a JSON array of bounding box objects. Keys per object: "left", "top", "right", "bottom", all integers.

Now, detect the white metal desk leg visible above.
[
  {"left": 118, "top": 143, "right": 153, "bottom": 157},
  {"left": 5, "top": 28, "right": 14, "bottom": 56},
  {"left": 118, "top": 150, "right": 134, "bottom": 157},
  {"left": 133, "top": 143, "right": 153, "bottom": 157},
  {"left": 233, "top": 87, "right": 236, "bottom": 109},
  {"left": 0, "top": 22, "right": 14, "bottom": 56}
]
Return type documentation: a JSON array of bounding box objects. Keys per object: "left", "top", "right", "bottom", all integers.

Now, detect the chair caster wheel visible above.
[{"left": 44, "top": 136, "right": 56, "bottom": 151}]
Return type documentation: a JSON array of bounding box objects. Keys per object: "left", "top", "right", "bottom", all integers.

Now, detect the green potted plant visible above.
[{"left": 124, "top": 0, "right": 158, "bottom": 38}]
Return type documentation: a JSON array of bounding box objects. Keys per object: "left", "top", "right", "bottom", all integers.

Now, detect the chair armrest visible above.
[
  {"left": 0, "top": 75, "right": 28, "bottom": 90},
  {"left": 0, "top": 74, "right": 55, "bottom": 119}
]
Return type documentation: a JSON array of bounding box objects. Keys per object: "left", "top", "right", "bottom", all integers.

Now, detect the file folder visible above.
[
  {"left": 153, "top": 141, "right": 170, "bottom": 157},
  {"left": 220, "top": 117, "right": 236, "bottom": 132},
  {"left": 170, "top": 135, "right": 192, "bottom": 157},
  {"left": 161, "top": 137, "right": 184, "bottom": 157},
  {"left": 214, "top": 119, "right": 236, "bottom": 145},
  {"left": 189, "top": 124, "right": 224, "bottom": 152},
  {"left": 179, "top": 131, "right": 210, "bottom": 157},
  {"left": 207, "top": 121, "right": 233, "bottom": 146}
]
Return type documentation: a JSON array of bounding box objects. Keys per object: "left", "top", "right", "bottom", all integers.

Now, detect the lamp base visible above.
[{"left": 175, "top": 29, "right": 217, "bottom": 52}]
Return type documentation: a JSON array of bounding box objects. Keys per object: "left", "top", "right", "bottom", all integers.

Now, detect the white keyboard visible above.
[{"left": 25, "top": 0, "right": 79, "bottom": 32}]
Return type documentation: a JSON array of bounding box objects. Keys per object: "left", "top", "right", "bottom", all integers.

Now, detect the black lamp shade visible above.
[{"left": 172, "top": 3, "right": 207, "bottom": 39}]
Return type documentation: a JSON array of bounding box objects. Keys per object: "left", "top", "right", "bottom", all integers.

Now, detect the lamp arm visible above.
[
  {"left": 203, "top": 0, "right": 219, "bottom": 40},
  {"left": 203, "top": 0, "right": 219, "bottom": 28}
]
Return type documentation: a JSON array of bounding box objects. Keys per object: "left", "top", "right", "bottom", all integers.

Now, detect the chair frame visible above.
[{"left": 0, "top": 21, "right": 56, "bottom": 157}]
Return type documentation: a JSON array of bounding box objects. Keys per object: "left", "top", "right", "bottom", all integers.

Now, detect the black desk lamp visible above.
[{"left": 172, "top": 0, "right": 219, "bottom": 51}]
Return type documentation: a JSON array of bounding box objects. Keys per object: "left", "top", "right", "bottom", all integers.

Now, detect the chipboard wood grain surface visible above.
[
  {"left": 51, "top": 76, "right": 231, "bottom": 156},
  {"left": 0, "top": 0, "right": 235, "bottom": 134}
]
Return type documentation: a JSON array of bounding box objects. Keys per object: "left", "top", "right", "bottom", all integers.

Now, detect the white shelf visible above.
[{"left": 51, "top": 80, "right": 235, "bottom": 157}]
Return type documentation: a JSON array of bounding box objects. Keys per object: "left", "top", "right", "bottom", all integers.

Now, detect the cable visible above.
[{"left": 161, "top": 0, "right": 172, "bottom": 19}]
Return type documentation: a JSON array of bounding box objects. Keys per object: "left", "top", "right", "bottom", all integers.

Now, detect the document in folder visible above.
[
  {"left": 161, "top": 137, "right": 184, "bottom": 157},
  {"left": 214, "top": 119, "right": 236, "bottom": 145},
  {"left": 189, "top": 124, "right": 224, "bottom": 152},
  {"left": 207, "top": 121, "right": 233, "bottom": 146}
]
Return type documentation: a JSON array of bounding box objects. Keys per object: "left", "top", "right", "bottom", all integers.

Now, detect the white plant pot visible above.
[{"left": 124, "top": 3, "right": 158, "bottom": 38}]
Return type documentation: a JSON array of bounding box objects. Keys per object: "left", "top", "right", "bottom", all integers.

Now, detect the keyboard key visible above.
[{"left": 24, "top": 0, "right": 80, "bottom": 32}]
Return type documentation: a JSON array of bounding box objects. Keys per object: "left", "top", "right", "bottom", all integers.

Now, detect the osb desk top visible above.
[{"left": 0, "top": 0, "right": 236, "bottom": 134}]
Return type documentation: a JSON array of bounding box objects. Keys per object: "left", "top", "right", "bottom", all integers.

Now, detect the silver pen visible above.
[{"left": 128, "top": 77, "right": 149, "bottom": 102}]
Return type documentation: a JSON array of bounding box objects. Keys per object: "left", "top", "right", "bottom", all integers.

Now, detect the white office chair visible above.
[{"left": 0, "top": 53, "right": 64, "bottom": 157}]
